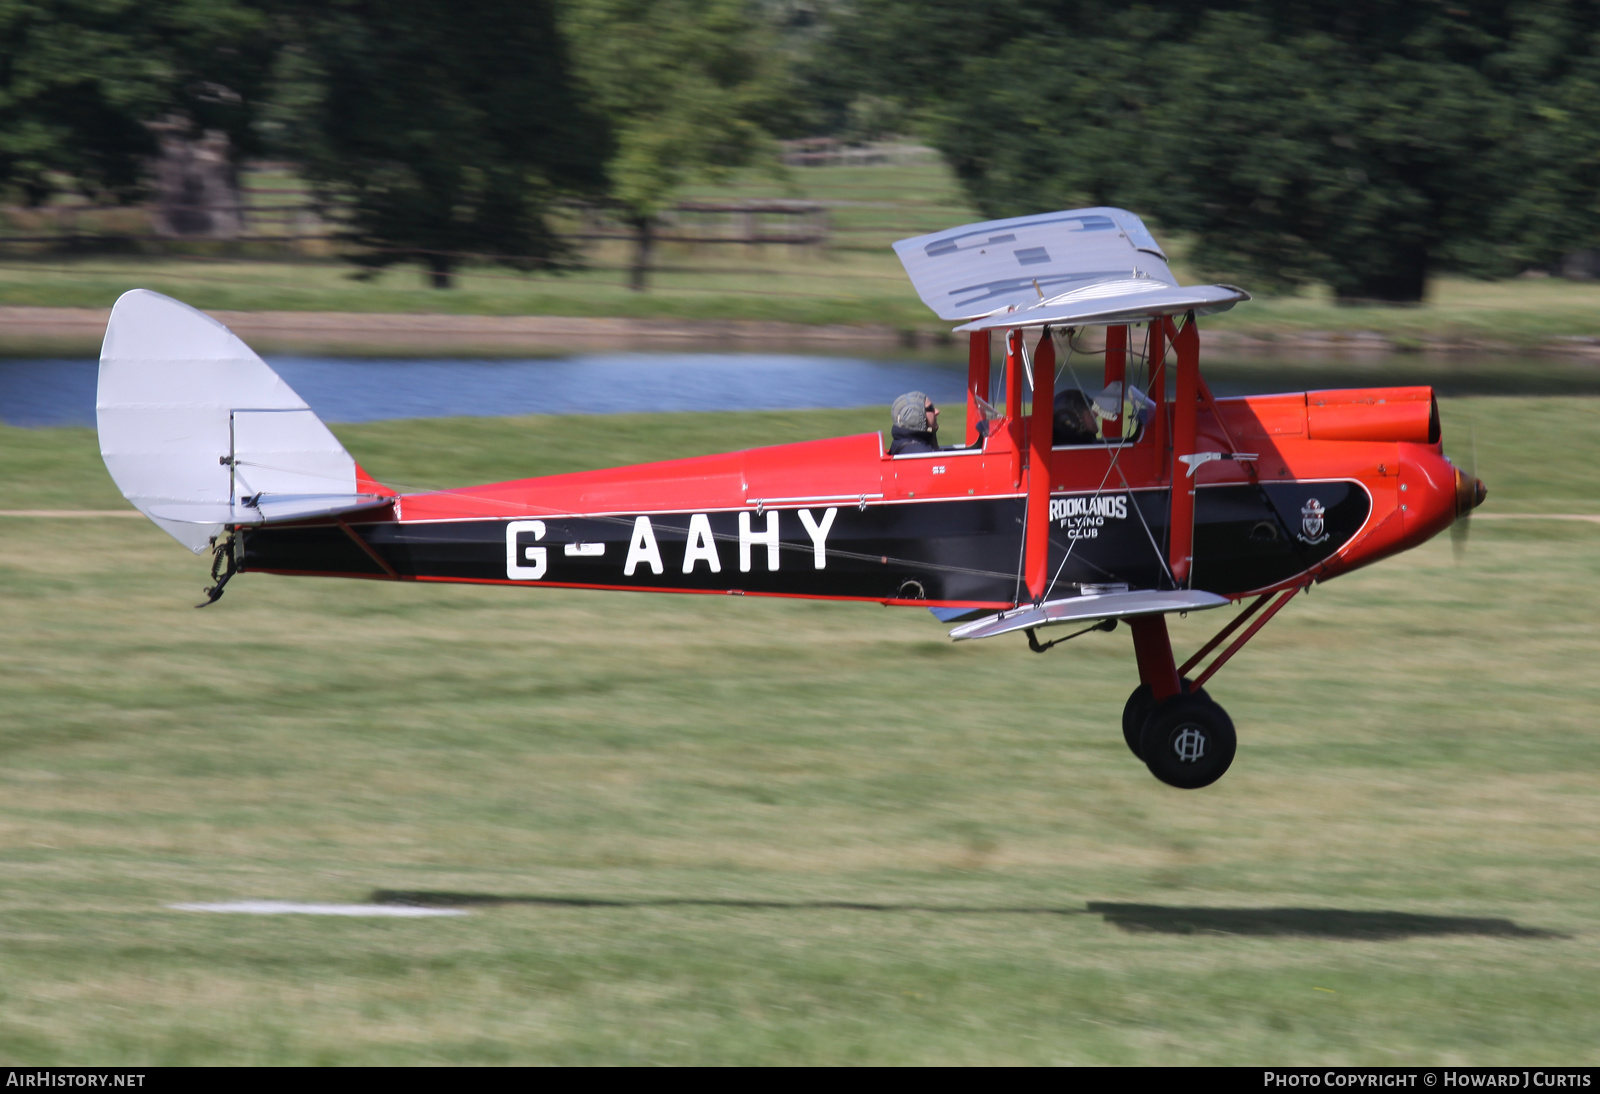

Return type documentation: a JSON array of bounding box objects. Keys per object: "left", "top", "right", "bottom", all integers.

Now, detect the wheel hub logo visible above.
[
  {"left": 1298, "top": 498, "right": 1329, "bottom": 544},
  {"left": 1173, "top": 726, "right": 1207, "bottom": 763}
]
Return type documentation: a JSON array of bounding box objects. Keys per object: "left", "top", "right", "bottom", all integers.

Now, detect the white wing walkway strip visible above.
[{"left": 170, "top": 901, "right": 467, "bottom": 917}]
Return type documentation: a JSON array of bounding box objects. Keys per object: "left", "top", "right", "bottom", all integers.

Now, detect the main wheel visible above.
[
  {"left": 1121, "top": 685, "right": 1155, "bottom": 759},
  {"left": 1139, "top": 694, "right": 1236, "bottom": 789},
  {"left": 1121, "top": 680, "right": 1212, "bottom": 760}
]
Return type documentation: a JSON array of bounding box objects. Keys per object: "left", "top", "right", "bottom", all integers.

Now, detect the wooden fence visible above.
[{"left": 0, "top": 195, "right": 829, "bottom": 252}]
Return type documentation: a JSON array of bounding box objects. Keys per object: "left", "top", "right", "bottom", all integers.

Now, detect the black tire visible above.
[
  {"left": 1121, "top": 685, "right": 1154, "bottom": 759},
  {"left": 1121, "top": 679, "right": 1211, "bottom": 760},
  {"left": 1139, "top": 694, "right": 1237, "bottom": 789}
]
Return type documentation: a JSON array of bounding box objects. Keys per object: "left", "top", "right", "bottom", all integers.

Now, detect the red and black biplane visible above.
[{"left": 96, "top": 208, "right": 1486, "bottom": 788}]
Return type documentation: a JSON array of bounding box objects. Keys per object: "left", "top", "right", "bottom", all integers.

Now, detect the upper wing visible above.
[
  {"left": 893, "top": 207, "right": 1176, "bottom": 321},
  {"left": 893, "top": 207, "right": 1248, "bottom": 326},
  {"left": 953, "top": 282, "right": 1251, "bottom": 332}
]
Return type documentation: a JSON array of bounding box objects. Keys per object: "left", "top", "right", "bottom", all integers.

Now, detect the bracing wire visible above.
[
  {"left": 1036, "top": 325, "right": 1141, "bottom": 601},
  {"left": 1041, "top": 431, "right": 1136, "bottom": 601}
]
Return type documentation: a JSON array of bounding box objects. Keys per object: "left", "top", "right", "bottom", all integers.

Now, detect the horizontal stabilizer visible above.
[
  {"left": 97, "top": 290, "right": 388, "bottom": 553},
  {"left": 145, "top": 495, "right": 392, "bottom": 526},
  {"left": 949, "top": 589, "right": 1229, "bottom": 641}
]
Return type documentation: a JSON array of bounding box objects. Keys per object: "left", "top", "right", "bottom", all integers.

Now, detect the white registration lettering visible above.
[
  {"left": 797, "top": 507, "right": 837, "bottom": 569},
  {"left": 623, "top": 516, "right": 663, "bottom": 576},
  {"left": 505, "top": 520, "right": 547, "bottom": 580},
  {"left": 739, "top": 510, "right": 780, "bottom": 572},
  {"left": 682, "top": 513, "right": 722, "bottom": 573}
]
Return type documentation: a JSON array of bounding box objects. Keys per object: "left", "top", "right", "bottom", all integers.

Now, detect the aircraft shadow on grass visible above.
[
  {"left": 1082, "top": 904, "right": 1563, "bottom": 940},
  {"left": 370, "top": 891, "right": 1561, "bottom": 940}
]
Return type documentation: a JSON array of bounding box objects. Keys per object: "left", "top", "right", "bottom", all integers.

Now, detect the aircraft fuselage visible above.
[{"left": 237, "top": 387, "right": 1459, "bottom": 609}]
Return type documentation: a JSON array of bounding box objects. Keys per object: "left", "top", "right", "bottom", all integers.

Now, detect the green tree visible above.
[
  {"left": 0, "top": 0, "right": 272, "bottom": 205},
  {"left": 1478, "top": 1, "right": 1600, "bottom": 275},
  {"left": 562, "top": 0, "right": 792, "bottom": 289},
  {"left": 1153, "top": 11, "right": 1511, "bottom": 300},
  {"left": 272, "top": 0, "right": 609, "bottom": 288},
  {"left": 807, "top": 0, "right": 1600, "bottom": 302}
]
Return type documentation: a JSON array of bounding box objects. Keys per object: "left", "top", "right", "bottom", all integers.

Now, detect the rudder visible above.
[{"left": 97, "top": 290, "right": 391, "bottom": 553}]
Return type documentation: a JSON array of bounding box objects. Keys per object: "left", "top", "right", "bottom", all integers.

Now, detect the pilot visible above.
[
  {"left": 889, "top": 391, "right": 940, "bottom": 454},
  {"left": 1053, "top": 388, "right": 1100, "bottom": 446}
]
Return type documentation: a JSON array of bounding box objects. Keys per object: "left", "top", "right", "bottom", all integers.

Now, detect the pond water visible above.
[
  {"left": 3, "top": 349, "right": 1583, "bottom": 429},
  {"left": 0, "top": 353, "right": 972, "bottom": 428}
]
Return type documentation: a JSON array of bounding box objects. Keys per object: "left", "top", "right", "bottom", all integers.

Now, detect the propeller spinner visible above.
[{"left": 1451, "top": 461, "right": 1488, "bottom": 560}]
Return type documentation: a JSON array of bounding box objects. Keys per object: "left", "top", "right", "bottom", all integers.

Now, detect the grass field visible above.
[
  {"left": 1, "top": 398, "right": 1597, "bottom": 1064},
  {"left": 6, "top": 160, "right": 1600, "bottom": 346}
]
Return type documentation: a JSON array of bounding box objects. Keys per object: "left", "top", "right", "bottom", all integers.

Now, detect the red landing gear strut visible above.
[{"left": 1123, "top": 586, "right": 1305, "bottom": 789}]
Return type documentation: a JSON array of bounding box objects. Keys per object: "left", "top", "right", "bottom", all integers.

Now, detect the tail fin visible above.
[{"left": 97, "top": 290, "right": 392, "bottom": 554}]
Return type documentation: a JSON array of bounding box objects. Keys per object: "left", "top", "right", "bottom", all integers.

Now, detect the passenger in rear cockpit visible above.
[{"left": 889, "top": 391, "right": 941, "bottom": 454}]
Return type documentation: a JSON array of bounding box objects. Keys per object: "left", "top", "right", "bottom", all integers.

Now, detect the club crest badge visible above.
[{"left": 1298, "top": 498, "right": 1329, "bottom": 544}]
